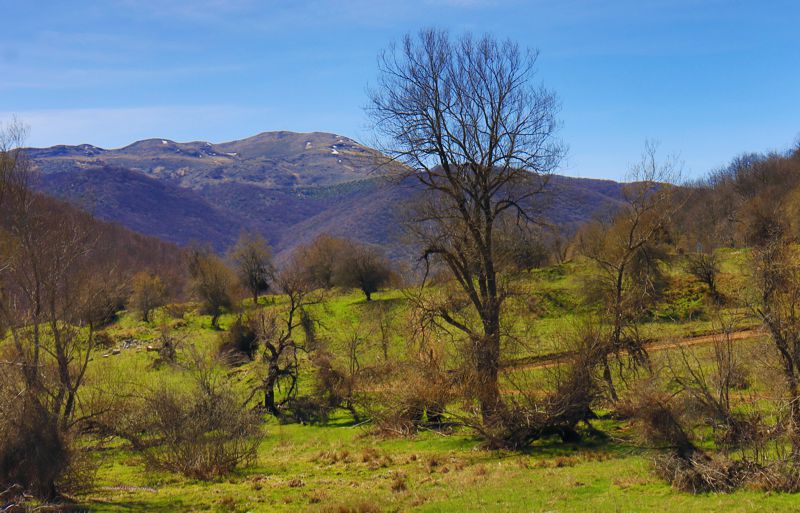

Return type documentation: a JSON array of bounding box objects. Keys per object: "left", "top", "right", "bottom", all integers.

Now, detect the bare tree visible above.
[
  {"left": 0, "top": 127, "right": 117, "bottom": 504},
  {"left": 227, "top": 231, "right": 274, "bottom": 306},
  {"left": 665, "top": 311, "right": 753, "bottom": 447},
  {"left": 129, "top": 271, "right": 167, "bottom": 322},
  {"left": 368, "top": 29, "right": 563, "bottom": 424},
  {"left": 0, "top": 119, "right": 28, "bottom": 210},
  {"left": 496, "top": 221, "right": 550, "bottom": 272},
  {"left": 187, "top": 247, "right": 239, "bottom": 329},
  {"left": 244, "top": 256, "right": 320, "bottom": 416},
  {"left": 685, "top": 252, "right": 723, "bottom": 304},
  {"left": 0, "top": 196, "right": 104, "bottom": 431},
  {"left": 576, "top": 142, "right": 681, "bottom": 400},
  {"left": 295, "top": 234, "right": 349, "bottom": 290},
  {"left": 334, "top": 241, "right": 393, "bottom": 301},
  {"left": 748, "top": 210, "right": 800, "bottom": 456},
  {"left": 0, "top": 121, "right": 111, "bottom": 434}
]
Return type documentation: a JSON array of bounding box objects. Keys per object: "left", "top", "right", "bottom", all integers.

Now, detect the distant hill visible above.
[
  {"left": 28, "top": 131, "right": 627, "bottom": 258},
  {"left": 0, "top": 188, "right": 188, "bottom": 297}
]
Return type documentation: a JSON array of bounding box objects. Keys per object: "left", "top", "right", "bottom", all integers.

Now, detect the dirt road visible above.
[{"left": 502, "top": 328, "right": 764, "bottom": 372}]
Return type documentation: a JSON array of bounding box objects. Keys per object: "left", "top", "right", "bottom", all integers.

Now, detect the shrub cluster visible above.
[{"left": 110, "top": 356, "right": 263, "bottom": 480}]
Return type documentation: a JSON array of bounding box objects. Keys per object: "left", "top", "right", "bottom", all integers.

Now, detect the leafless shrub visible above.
[
  {"left": 470, "top": 320, "right": 606, "bottom": 449},
  {"left": 217, "top": 315, "right": 259, "bottom": 363},
  {"left": 745, "top": 461, "right": 800, "bottom": 492},
  {"left": 281, "top": 395, "right": 333, "bottom": 425},
  {"left": 618, "top": 379, "right": 698, "bottom": 457},
  {"left": 112, "top": 354, "right": 263, "bottom": 479},
  {"left": 0, "top": 352, "right": 95, "bottom": 501},
  {"left": 164, "top": 303, "right": 190, "bottom": 320},
  {"left": 653, "top": 452, "right": 758, "bottom": 494},
  {"left": 665, "top": 318, "right": 758, "bottom": 448},
  {"left": 94, "top": 331, "right": 116, "bottom": 349},
  {"left": 619, "top": 376, "right": 774, "bottom": 493},
  {"left": 149, "top": 324, "right": 182, "bottom": 369},
  {"left": 684, "top": 252, "right": 724, "bottom": 304},
  {"left": 364, "top": 349, "right": 457, "bottom": 436},
  {"left": 306, "top": 348, "right": 357, "bottom": 423}
]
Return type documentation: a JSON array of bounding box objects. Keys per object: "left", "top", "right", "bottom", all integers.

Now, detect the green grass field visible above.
[
  {"left": 56, "top": 250, "right": 796, "bottom": 511},
  {"left": 82, "top": 419, "right": 800, "bottom": 513}
]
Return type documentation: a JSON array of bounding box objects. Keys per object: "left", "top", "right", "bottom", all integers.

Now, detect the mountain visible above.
[
  {"left": 28, "top": 131, "right": 627, "bottom": 258},
  {"left": 36, "top": 166, "right": 248, "bottom": 249}
]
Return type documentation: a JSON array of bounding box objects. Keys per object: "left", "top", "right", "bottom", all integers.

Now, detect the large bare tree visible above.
[
  {"left": 368, "top": 29, "right": 563, "bottom": 423},
  {"left": 747, "top": 204, "right": 800, "bottom": 456},
  {"left": 0, "top": 120, "right": 111, "bottom": 436},
  {"left": 244, "top": 254, "right": 320, "bottom": 417}
]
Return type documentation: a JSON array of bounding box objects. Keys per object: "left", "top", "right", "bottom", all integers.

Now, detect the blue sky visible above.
[{"left": 1, "top": 0, "right": 798, "bottom": 180}]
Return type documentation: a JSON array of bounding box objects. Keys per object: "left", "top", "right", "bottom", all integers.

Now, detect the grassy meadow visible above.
[{"left": 52, "top": 248, "right": 800, "bottom": 512}]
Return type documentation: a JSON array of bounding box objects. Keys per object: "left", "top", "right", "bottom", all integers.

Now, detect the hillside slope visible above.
[{"left": 28, "top": 131, "right": 626, "bottom": 257}]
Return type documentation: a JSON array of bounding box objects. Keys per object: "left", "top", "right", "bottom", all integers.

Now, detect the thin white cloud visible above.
[{"left": 0, "top": 64, "right": 243, "bottom": 91}]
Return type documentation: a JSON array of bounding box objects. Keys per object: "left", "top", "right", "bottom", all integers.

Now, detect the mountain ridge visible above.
[{"left": 27, "top": 131, "right": 627, "bottom": 258}]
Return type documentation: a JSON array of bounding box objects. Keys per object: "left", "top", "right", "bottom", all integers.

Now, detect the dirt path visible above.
[{"left": 503, "top": 328, "right": 764, "bottom": 372}]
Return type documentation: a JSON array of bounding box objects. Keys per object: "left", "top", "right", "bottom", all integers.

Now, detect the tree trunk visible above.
[
  {"left": 603, "top": 269, "right": 625, "bottom": 402},
  {"left": 475, "top": 314, "right": 504, "bottom": 424},
  {"left": 602, "top": 355, "right": 619, "bottom": 402},
  {"left": 783, "top": 365, "right": 800, "bottom": 456},
  {"left": 264, "top": 362, "right": 280, "bottom": 416}
]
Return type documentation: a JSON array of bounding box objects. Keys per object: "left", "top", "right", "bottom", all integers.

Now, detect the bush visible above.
[
  {"left": 0, "top": 363, "right": 94, "bottom": 501},
  {"left": 365, "top": 358, "right": 455, "bottom": 436},
  {"left": 114, "top": 356, "right": 263, "bottom": 479},
  {"left": 282, "top": 396, "right": 332, "bottom": 425},
  {"left": 94, "top": 331, "right": 116, "bottom": 349},
  {"left": 164, "top": 303, "right": 190, "bottom": 320},
  {"left": 309, "top": 349, "right": 358, "bottom": 422},
  {"left": 474, "top": 322, "right": 606, "bottom": 449},
  {"left": 618, "top": 382, "right": 697, "bottom": 457},
  {"left": 653, "top": 452, "right": 757, "bottom": 493},
  {"left": 217, "top": 316, "right": 259, "bottom": 363}
]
